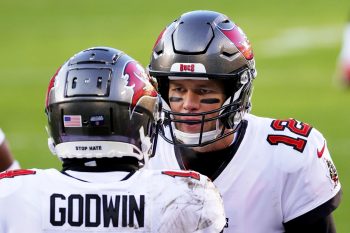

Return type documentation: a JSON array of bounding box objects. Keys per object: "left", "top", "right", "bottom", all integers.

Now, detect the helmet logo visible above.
[
  {"left": 170, "top": 63, "right": 206, "bottom": 73},
  {"left": 45, "top": 66, "right": 61, "bottom": 111},
  {"left": 180, "top": 64, "right": 195, "bottom": 72},
  {"left": 219, "top": 25, "right": 254, "bottom": 60},
  {"left": 122, "top": 60, "right": 157, "bottom": 115}
]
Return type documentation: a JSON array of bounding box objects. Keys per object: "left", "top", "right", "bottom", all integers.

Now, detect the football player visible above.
[
  {"left": 0, "top": 128, "right": 20, "bottom": 171},
  {"left": 0, "top": 47, "right": 226, "bottom": 232},
  {"left": 147, "top": 10, "right": 342, "bottom": 233},
  {"left": 336, "top": 14, "right": 350, "bottom": 87}
]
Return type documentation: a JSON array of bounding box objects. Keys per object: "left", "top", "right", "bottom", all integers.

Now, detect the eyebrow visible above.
[{"left": 170, "top": 82, "right": 214, "bottom": 88}]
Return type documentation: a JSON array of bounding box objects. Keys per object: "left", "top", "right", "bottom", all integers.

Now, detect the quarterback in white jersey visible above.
[
  {"left": 149, "top": 114, "right": 341, "bottom": 232},
  {"left": 0, "top": 47, "right": 226, "bottom": 233},
  {"left": 0, "top": 128, "right": 20, "bottom": 171},
  {"left": 147, "top": 10, "right": 341, "bottom": 233}
]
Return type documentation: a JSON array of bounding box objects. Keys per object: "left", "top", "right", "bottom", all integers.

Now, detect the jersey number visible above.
[{"left": 267, "top": 119, "right": 312, "bottom": 153}]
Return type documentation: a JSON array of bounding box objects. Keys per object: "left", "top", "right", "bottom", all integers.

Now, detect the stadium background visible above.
[{"left": 0, "top": 0, "right": 349, "bottom": 231}]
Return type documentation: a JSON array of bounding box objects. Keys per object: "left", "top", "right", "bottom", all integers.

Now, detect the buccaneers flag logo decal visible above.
[
  {"left": 122, "top": 60, "right": 157, "bottom": 115},
  {"left": 219, "top": 24, "right": 254, "bottom": 60}
]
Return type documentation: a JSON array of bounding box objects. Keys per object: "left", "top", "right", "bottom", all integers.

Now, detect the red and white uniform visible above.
[
  {"left": 148, "top": 114, "right": 341, "bottom": 233},
  {"left": 0, "top": 168, "right": 225, "bottom": 232}
]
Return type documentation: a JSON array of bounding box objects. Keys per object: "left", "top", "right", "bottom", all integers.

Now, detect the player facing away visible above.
[
  {"left": 146, "top": 10, "right": 342, "bottom": 233},
  {"left": 0, "top": 47, "right": 226, "bottom": 233},
  {"left": 0, "top": 128, "right": 20, "bottom": 171}
]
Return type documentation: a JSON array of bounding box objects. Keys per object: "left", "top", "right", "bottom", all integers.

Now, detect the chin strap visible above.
[{"left": 173, "top": 128, "right": 220, "bottom": 145}]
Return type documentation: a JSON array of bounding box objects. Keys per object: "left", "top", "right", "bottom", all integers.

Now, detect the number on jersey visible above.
[{"left": 267, "top": 119, "right": 312, "bottom": 153}]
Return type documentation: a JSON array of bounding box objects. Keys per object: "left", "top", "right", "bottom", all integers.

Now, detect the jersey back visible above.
[{"left": 0, "top": 168, "right": 225, "bottom": 233}]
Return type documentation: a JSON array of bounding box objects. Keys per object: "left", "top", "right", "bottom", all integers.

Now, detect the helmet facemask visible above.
[{"left": 157, "top": 68, "right": 254, "bottom": 147}]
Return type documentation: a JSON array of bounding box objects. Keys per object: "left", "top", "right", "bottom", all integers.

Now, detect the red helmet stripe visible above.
[
  {"left": 45, "top": 66, "right": 61, "bottom": 109},
  {"left": 153, "top": 28, "right": 166, "bottom": 49},
  {"left": 123, "top": 61, "right": 157, "bottom": 111},
  {"left": 220, "top": 25, "right": 254, "bottom": 60}
]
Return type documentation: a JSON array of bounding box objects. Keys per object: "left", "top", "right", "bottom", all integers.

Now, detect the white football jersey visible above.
[
  {"left": 0, "top": 168, "right": 225, "bottom": 233},
  {"left": 148, "top": 114, "right": 341, "bottom": 233}
]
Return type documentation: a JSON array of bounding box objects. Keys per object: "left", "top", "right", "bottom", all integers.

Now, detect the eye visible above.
[
  {"left": 171, "top": 86, "right": 186, "bottom": 93},
  {"left": 197, "top": 88, "right": 212, "bottom": 95}
]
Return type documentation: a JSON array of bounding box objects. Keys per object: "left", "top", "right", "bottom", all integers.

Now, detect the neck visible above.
[
  {"left": 61, "top": 157, "right": 140, "bottom": 172},
  {"left": 178, "top": 140, "right": 236, "bottom": 180}
]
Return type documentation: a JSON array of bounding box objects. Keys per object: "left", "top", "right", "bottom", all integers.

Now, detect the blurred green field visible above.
[{"left": 0, "top": 0, "right": 349, "bottom": 231}]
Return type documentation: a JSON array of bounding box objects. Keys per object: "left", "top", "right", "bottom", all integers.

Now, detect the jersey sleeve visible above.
[
  {"left": 281, "top": 128, "right": 341, "bottom": 222},
  {"left": 195, "top": 177, "right": 226, "bottom": 233}
]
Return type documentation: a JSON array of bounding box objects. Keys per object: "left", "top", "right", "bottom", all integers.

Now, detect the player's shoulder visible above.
[
  {"left": 245, "top": 113, "right": 324, "bottom": 143},
  {"left": 146, "top": 169, "right": 223, "bottom": 208},
  {"left": 160, "top": 169, "right": 208, "bottom": 183},
  {"left": 143, "top": 169, "right": 213, "bottom": 192},
  {"left": 247, "top": 114, "right": 329, "bottom": 161},
  {"left": 245, "top": 114, "right": 340, "bottom": 192},
  {"left": 0, "top": 168, "right": 53, "bottom": 198},
  {"left": 245, "top": 114, "right": 311, "bottom": 132},
  {"left": 141, "top": 169, "right": 225, "bottom": 232},
  {"left": 145, "top": 168, "right": 208, "bottom": 183}
]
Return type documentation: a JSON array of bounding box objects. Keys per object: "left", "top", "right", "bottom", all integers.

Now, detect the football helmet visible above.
[
  {"left": 45, "top": 47, "right": 161, "bottom": 164},
  {"left": 148, "top": 10, "right": 257, "bottom": 147}
]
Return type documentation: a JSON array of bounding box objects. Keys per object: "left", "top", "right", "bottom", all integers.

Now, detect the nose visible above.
[{"left": 183, "top": 90, "right": 200, "bottom": 112}]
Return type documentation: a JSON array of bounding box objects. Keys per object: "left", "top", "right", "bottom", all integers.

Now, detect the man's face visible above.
[{"left": 168, "top": 79, "right": 226, "bottom": 134}]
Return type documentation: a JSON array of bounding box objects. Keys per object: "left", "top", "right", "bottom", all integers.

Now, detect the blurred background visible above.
[{"left": 0, "top": 0, "right": 349, "bottom": 231}]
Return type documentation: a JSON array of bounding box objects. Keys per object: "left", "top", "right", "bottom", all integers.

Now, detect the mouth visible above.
[
  {"left": 185, "top": 122, "right": 199, "bottom": 125},
  {"left": 178, "top": 117, "right": 202, "bottom": 123},
  {"left": 176, "top": 119, "right": 203, "bottom": 133}
]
